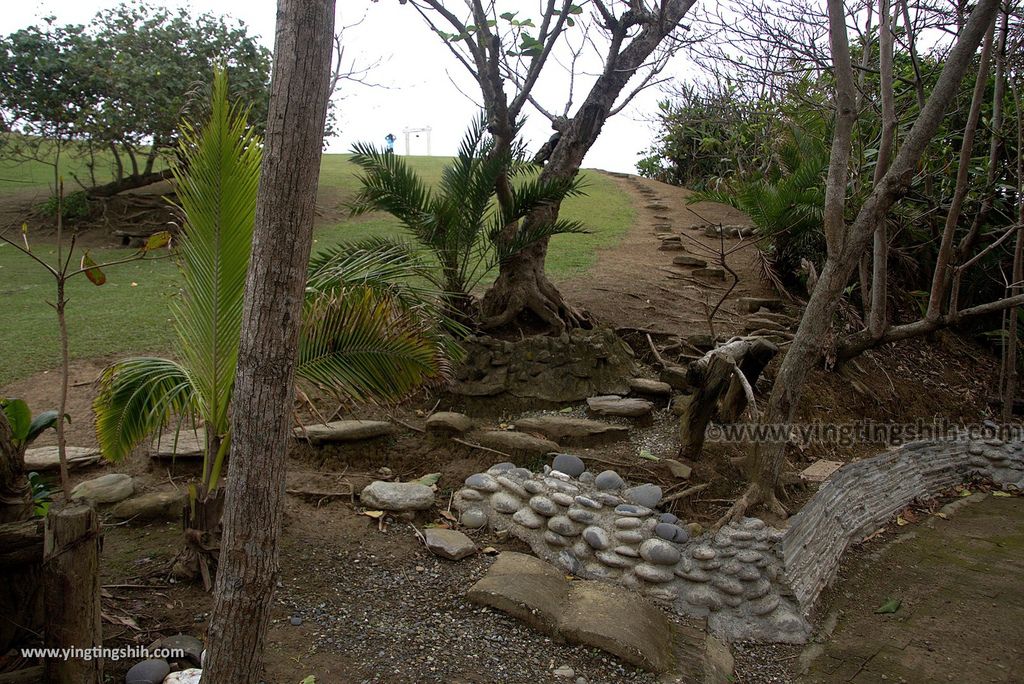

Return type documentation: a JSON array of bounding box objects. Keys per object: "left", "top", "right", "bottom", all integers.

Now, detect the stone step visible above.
[
  {"left": 737, "top": 296, "right": 785, "bottom": 314},
  {"left": 672, "top": 255, "right": 708, "bottom": 268},
  {"left": 586, "top": 395, "right": 655, "bottom": 418},
  {"left": 472, "top": 430, "right": 560, "bottom": 456},
  {"left": 513, "top": 415, "right": 629, "bottom": 447},
  {"left": 25, "top": 446, "right": 102, "bottom": 471},
  {"left": 628, "top": 377, "right": 674, "bottom": 398},
  {"left": 294, "top": 419, "right": 395, "bottom": 445},
  {"left": 692, "top": 267, "right": 726, "bottom": 280},
  {"left": 150, "top": 430, "right": 205, "bottom": 459},
  {"left": 646, "top": 204, "right": 669, "bottom": 211}
]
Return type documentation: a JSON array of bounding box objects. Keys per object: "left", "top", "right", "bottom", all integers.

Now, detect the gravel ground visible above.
[{"left": 272, "top": 521, "right": 664, "bottom": 684}]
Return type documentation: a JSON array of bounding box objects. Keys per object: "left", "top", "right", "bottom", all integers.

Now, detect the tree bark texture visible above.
[
  {"left": 0, "top": 412, "right": 30, "bottom": 524},
  {"left": 0, "top": 518, "right": 43, "bottom": 654},
  {"left": 736, "top": 0, "right": 1002, "bottom": 521},
  {"left": 202, "top": 0, "right": 335, "bottom": 681},
  {"left": 480, "top": 0, "right": 697, "bottom": 332},
  {"left": 43, "top": 502, "right": 102, "bottom": 684}
]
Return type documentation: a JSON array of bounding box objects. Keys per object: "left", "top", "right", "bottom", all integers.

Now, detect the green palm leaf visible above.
[
  {"left": 93, "top": 357, "right": 198, "bottom": 462},
  {"left": 169, "top": 68, "right": 262, "bottom": 440},
  {"left": 298, "top": 286, "right": 449, "bottom": 404}
]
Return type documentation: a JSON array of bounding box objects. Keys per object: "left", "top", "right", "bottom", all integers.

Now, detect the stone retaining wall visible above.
[
  {"left": 451, "top": 329, "right": 635, "bottom": 402},
  {"left": 453, "top": 438, "right": 1024, "bottom": 644}
]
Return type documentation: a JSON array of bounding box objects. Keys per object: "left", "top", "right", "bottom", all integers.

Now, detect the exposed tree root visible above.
[
  {"left": 479, "top": 264, "right": 593, "bottom": 334},
  {"left": 713, "top": 481, "right": 789, "bottom": 530}
]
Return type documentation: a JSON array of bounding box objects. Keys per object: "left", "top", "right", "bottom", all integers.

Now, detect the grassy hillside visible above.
[{"left": 0, "top": 154, "right": 633, "bottom": 385}]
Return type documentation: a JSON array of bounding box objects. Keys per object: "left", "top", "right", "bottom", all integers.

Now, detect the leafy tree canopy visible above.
[{"left": 0, "top": 2, "right": 271, "bottom": 195}]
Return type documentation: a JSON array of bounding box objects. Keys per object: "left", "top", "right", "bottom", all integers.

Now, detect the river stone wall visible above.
[
  {"left": 450, "top": 329, "right": 635, "bottom": 402},
  {"left": 453, "top": 438, "right": 1024, "bottom": 644}
]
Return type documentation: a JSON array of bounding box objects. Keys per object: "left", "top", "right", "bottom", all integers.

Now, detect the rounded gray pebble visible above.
[
  {"left": 548, "top": 515, "right": 583, "bottom": 536},
  {"left": 614, "top": 517, "right": 642, "bottom": 529},
  {"left": 573, "top": 495, "right": 602, "bottom": 509},
  {"left": 594, "top": 469, "right": 625, "bottom": 491},
  {"left": 512, "top": 508, "right": 545, "bottom": 529},
  {"left": 614, "top": 503, "right": 652, "bottom": 517},
  {"left": 126, "top": 659, "right": 171, "bottom": 684},
  {"left": 551, "top": 492, "right": 575, "bottom": 507},
  {"left": 583, "top": 526, "right": 611, "bottom": 549},
  {"left": 639, "top": 538, "right": 682, "bottom": 565},
  {"left": 465, "top": 473, "right": 500, "bottom": 492},
  {"left": 567, "top": 507, "right": 598, "bottom": 524},
  {"left": 491, "top": 492, "right": 521, "bottom": 514},
  {"left": 460, "top": 508, "right": 487, "bottom": 529},
  {"left": 622, "top": 483, "right": 662, "bottom": 508},
  {"left": 552, "top": 453, "right": 586, "bottom": 478},
  {"left": 654, "top": 522, "right": 690, "bottom": 543},
  {"left": 529, "top": 495, "right": 559, "bottom": 516}
]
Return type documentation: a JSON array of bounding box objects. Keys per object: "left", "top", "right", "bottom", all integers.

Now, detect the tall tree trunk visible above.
[
  {"left": 721, "top": 0, "right": 1003, "bottom": 525},
  {"left": 479, "top": 0, "right": 697, "bottom": 333},
  {"left": 202, "top": 0, "right": 335, "bottom": 680}
]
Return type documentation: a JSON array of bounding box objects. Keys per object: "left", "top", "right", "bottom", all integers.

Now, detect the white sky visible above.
[{"left": 0, "top": 1, "right": 688, "bottom": 172}]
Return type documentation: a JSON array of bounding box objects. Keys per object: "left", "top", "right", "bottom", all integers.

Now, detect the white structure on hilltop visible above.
[{"left": 402, "top": 126, "right": 432, "bottom": 156}]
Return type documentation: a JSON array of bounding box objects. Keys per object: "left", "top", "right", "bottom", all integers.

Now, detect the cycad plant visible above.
[
  {"left": 347, "top": 115, "right": 587, "bottom": 320},
  {"left": 692, "top": 122, "right": 828, "bottom": 287},
  {"left": 93, "top": 70, "right": 453, "bottom": 583}
]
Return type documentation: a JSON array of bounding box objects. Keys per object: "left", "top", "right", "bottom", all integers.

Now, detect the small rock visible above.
[
  {"left": 659, "top": 512, "right": 679, "bottom": 524},
  {"left": 737, "top": 296, "right": 784, "bottom": 313},
  {"left": 163, "top": 669, "right": 202, "bottom": 684},
  {"left": 110, "top": 489, "right": 185, "bottom": 522},
  {"left": 672, "top": 255, "right": 708, "bottom": 267},
  {"left": 70, "top": 473, "right": 134, "bottom": 504},
  {"left": 474, "top": 430, "right": 560, "bottom": 457},
  {"left": 465, "top": 473, "right": 500, "bottom": 492},
  {"left": 125, "top": 659, "right": 170, "bottom": 684},
  {"left": 359, "top": 481, "right": 434, "bottom": 511},
  {"left": 654, "top": 522, "right": 689, "bottom": 544},
  {"left": 615, "top": 503, "right": 652, "bottom": 517},
  {"left": 529, "top": 495, "right": 559, "bottom": 517},
  {"left": 512, "top": 508, "right": 545, "bottom": 529},
  {"left": 554, "top": 665, "right": 575, "bottom": 678},
  {"left": 424, "top": 528, "right": 477, "bottom": 560},
  {"left": 24, "top": 446, "right": 101, "bottom": 471},
  {"left": 594, "top": 469, "right": 625, "bottom": 491},
  {"left": 515, "top": 416, "right": 629, "bottom": 447},
  {"left": 294, "top": 419, "right": 394, "bottom": 444},
  {"left": 662, "top": 458, "right": 692, "bottom": 480},
  {"left": 290, "top": 616, "right": 302, "bottom": 626},
  {"left": 622, "top": 483, "right": 662, "bottom": 508},
  {"left": 582, "top": 526, "right": 611, "bottom": 549},
  {"left": 425, "top": 411, "right": 473, "bottom": 434},
  {"left": 157, "top": 634, "right": 204, "bottom": 667},
  {"left": 628, "top": 378, "right": 673, "bottom": 397},
  {"left": 460, "top": 508, "right": 487, "bottom": 529},
  {"left": 551, "top": 453, "right": 586, "bottom": 478},
  {"left": 586, "top": 395, "right": 654, "bottom": 418},
  {"left": 639, "top": 538, "right": 682, "bottom": 565}
]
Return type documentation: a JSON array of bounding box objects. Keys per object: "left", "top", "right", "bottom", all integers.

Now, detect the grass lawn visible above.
[{"left": 0, "top": 154, "right": 633, "bottom": 385}]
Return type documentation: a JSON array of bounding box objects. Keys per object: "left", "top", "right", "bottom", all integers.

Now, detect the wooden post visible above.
[{"left": 43, "top": 502, "right": 102, "bottom": 684}]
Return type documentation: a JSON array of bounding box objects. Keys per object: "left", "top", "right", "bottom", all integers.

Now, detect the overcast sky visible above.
[{"left": 0, "top": 1, "right": 693, "bottom": 172}]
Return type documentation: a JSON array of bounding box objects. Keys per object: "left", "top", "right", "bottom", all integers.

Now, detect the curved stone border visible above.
[{"left": 453, "top": 438, "right": 1023, "bottom": 644}]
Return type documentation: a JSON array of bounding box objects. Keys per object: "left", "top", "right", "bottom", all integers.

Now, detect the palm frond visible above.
[
  {"left": 297, "top": 286, "right": 452, "bottom": 404},
  {"left": 169, "top": 68, "right": 261, "bottom": 438},
  {"left": 94, "top": 358, "right": 198, "bottom": 463}
]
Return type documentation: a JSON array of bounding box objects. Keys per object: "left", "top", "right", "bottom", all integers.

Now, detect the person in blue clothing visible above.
[{"left": 385, "top": 133, "right": 396, "bottom": 154}]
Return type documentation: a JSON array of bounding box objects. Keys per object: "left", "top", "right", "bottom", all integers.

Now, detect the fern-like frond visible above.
[{"left": 93, "top": 358, "right": 198, "bottom": 463}]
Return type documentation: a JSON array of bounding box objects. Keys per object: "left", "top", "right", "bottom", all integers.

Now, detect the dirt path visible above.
[
  {"left": 561, "top": 173, "right": 778, "bottom": 340},
  {"left": 796, "top": 494, "right": 1024, "bottom": 683}
]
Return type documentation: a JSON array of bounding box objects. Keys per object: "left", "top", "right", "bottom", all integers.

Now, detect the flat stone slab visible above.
[
  {"left": 672, "top": 255, "right": 707, "bottom": 268},
  {"left": 360, "top": 480, "right": 434, "bottom": 511},
  {"left": 467, "top": 552, "right": 568, "bottom": 634},
  {"left": 737, "top": 296, "right": 784, "bottom": 313},
  {"left": 513, "top": 416, "right": 629, "bottom": 447},
  {"left": 423, "top": 528, "right": 477, "bottom": 560},
  {"left": 294, "top": 420, "right": 394, "bottom": 445},
  {"left": 70, "top": 473, "right": 134, "bottom": 504},
  {"left": 692, "top": 267, "right": 726, "bottom": 280},
  {"left": 151, "top": 430, "right": 205, "bottom": 459},
  {"left": 659, "top": 241, "right": 687, "bottom": 252},
  {"left": 110, "top": 489, "right": 186, "bottom": 522},
  {"left": 425, "top": 411, "right": 473, "bottom": 435},
  {"left": 744, "top": 316, "right": 788, "bottom": 332},
  {"left": 472, "top": 430, "right": 560, "bottom": 456},
  {"left": 799, "top": 459, "right": 844, "bottom": 483},
  {"left": 24, "top": 446, "right": 101, "bottom": 471},
  {"left": 628, "top": 378, "right": 673, "bottom": 397},
  {"left": 469, "top": 552, "right": 711, "bottom": 676},
  {"left": 586, "top": 395, "right": 654, "bottom": 418}
]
